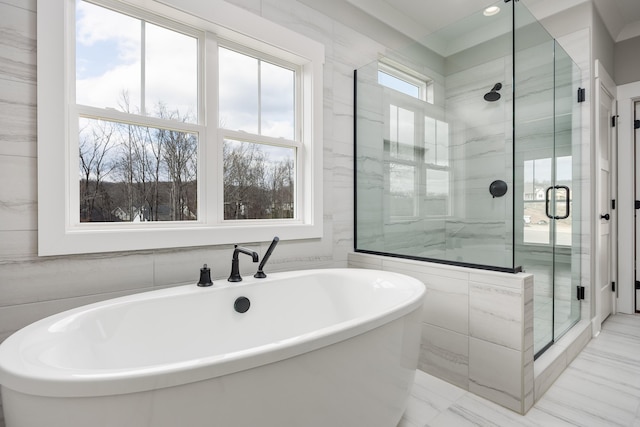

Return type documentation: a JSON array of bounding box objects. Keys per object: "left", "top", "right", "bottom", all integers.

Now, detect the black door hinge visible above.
[
  {"left": 577, "top": 88, "right": 586, "bottom": 103},
  {"left": 636, "top": 281, "right": 640, "bottom": 290},
  {"left": 612, "top": 281, "right": 616, "bottom": 292},
  {"left": 636, "top": 200, "right": 640, "bottom": 210},
  {"left": 612, "top": 199, "right": 616, "bottom": 210},
  {"left": 612, "top": 115, "right": 619, "bottom": 127},
  {"left": 577, "top": 285, "right": 585, "bottom": 300},
  {"left": 635, "top": 120, "right": 640, "bottom": 129}
]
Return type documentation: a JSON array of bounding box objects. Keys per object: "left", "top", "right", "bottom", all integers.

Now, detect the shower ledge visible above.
[{"left": 533, "top": 320, "right": 591, "bottom": 402}]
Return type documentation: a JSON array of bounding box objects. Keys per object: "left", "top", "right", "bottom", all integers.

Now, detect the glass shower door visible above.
[
  {"left": 552, "top": 42, "right": 582, "bottom": 345},
  {"left": 514, "top": 3, "right": 581, "bottom": 357},
  {"left": 513, "top": 1, "right": 556, "bottom": 354}
]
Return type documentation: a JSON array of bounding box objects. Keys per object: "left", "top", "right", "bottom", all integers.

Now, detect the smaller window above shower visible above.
[{"left": 377, "top": 58, "right": 434, "bottom": 103}]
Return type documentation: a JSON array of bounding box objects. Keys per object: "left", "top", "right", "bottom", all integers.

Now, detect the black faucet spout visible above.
[{"left": 228, "top": 245, "right": 259, "bottom": 282}]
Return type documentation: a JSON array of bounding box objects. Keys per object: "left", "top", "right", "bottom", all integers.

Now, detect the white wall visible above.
[{"left": 615, "top": 36, "right": 640, "bottom": 86}]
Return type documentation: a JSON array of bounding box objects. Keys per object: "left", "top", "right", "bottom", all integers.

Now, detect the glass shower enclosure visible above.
[{"left": 354, "top": 0, "right": 583, "bottom": 357}]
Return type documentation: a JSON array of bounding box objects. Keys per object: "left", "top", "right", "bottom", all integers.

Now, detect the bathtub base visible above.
[{"left": 2, "top": 310, "right": 421, "bottom": 427}]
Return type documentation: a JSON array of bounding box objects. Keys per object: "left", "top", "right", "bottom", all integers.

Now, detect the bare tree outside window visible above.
[
  {"left": 223, "top": 139, "right": 295, "bottom": 220},
  {"left": 79, "top": 119, "right": 118, "bottom": 221},
  {"left": 79, "top": 104, "right": 198, "bottom": 222}
]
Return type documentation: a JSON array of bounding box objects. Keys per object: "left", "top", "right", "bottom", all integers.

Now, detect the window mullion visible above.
[
  {"left": 76, "top": 105, "right": 203, "bottom": 134},
  {"left": 141, "top": 20, "right": 146, "bottom": 116},
  {"left": 220, "top": 128, "right": 301, "bottom": 149},
  {"left": 257, "top": 60, "right": 262, "bottom": 135}
]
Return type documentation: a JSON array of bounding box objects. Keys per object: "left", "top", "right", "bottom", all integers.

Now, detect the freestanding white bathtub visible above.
[{"left": 0, "top": 268, "right": 425, "bottom": 427}]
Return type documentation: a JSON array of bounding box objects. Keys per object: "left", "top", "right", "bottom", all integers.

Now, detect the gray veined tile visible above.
[
  {"left": 426, "top": 393, "right": 540, "bottom": 427},
  {"left": 401, "top": 315, "right": 638, "bottom": 427}
]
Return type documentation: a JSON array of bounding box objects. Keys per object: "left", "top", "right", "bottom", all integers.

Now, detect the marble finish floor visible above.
[{"left": 399, "top": 313, "right": 640, "bottom": 426}]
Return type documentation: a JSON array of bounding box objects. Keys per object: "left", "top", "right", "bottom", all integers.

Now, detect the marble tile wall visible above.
[{"left": 348, "top": 252, "right": 535, "bottom": 414}]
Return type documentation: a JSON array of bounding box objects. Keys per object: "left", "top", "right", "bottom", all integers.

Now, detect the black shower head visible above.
[
  {"left": 484, "top": 91, "right": 501, "bottom": 102},
  {"left": 484, "top": 82, "right": 502, "bottom": 102}
]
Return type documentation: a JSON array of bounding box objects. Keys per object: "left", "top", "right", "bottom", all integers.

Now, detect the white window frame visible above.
[{"left": 37, "top": 0, "right": 324, "bottom": 256}]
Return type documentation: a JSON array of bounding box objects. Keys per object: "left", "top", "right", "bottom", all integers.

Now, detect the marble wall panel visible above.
[
  {"left": 469, "top": 281, "right": 523, "bottom": 350},
  {"left": 0, "top": 0, "right": 36, "bottom": 12},
  {"left": 0, "top": 80, "right": 36, "bottom": 157},
  {"left": 420, "top": 324, "right": 469, "bottom": 391},
  {"left": 469, "top": 337, "right": 523, "bottom": 413},
  {"left": 0, "top": 155, "right": 36, "bottom": 232},
  {"left": 421, "top": 274, "right": 469, "bottom": 335},
  {"left": 0, "top": 230, "right": 36, "bottom": 259},
  {"left": 0, "top": 253, "right": 156, "bottom": 307},
  {"left": 0, "top": 3, "right": 36, "bottom": 85}
]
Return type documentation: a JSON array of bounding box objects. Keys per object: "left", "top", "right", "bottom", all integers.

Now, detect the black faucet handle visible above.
[
  {"left": 254, "top": 236, "right": 279, "bottom": 279},
  {"left": 197, "top": 264, "right": 213, "bottom": 287}
]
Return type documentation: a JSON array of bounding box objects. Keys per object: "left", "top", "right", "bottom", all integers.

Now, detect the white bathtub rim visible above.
[{"left": 0, "top": 268, "right": 425, "bottom": 398}]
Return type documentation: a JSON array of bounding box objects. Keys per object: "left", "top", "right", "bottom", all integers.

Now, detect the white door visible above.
[{"left": 596, "top": 80, "right": 615, "bottom": 325}]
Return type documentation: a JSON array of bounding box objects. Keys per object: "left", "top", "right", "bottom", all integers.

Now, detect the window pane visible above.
[
  {"left": 389, "top": 163, "right": 415, "bottom": 217},
  {"left": 145, "top": 23, "right": 198, "bottom": 123},
  {"left": 523, "top": 158, "right": 552, "bottom": 244},
  {"left": 436, "top": 120, "right": 449, "bottom": 166},
  {"left": 425, "top": 169, "right": 449, "bottom": 215},
  {"left": 425, "top": 117, "right": 449, "bottom": 166},
  {"left": 219, "top": 47, "right": 259, "bottom": 133},
  {"left": 261, "top": 61, "right": 295, "bottom": 139},
  {"left": 79, "top": 117, "right": 198, "bottom": 222},
  {"left": 223, "top": 139, "right": 295, "bottom": 220},
  {"left": 76, "top": 1, "right": 141, "bottom": 111},
  {"left": 378, "top": 70, "right": 420, "bottom": 98},
  {"left": 389, "top": 105, "right": 414, "bottom": 161},
  {"left": 425, "top": 117, "right": 436, "bottom": 164}
]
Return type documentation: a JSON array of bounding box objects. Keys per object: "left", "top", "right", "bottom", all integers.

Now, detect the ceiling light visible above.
[{"left": 483, "top": 6, "right": 500, "bottom": 16}]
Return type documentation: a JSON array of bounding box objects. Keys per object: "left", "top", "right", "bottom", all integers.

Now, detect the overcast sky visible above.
[{"left": 75, "top": 0, "right": 296, "bottom": 167}]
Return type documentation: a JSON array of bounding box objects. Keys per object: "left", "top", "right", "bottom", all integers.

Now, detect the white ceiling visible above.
[
  {"left": 345, "top": 0, "right": 640, "bottom": 44},
  {"left": 593, "top": 0, "right": 640, "bottom": 42}
]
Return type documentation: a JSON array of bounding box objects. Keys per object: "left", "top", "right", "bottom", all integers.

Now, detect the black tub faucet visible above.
[
  {"left": 228, "top": 245, "right": 259, "bottom": 282},
  {"left": 254, "top": 236, "right": 279, "bottom": 278}
]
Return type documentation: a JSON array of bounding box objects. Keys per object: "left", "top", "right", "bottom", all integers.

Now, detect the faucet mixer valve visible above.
[{"left": 197, "top": 264, "right": 213, "bottom": 287}]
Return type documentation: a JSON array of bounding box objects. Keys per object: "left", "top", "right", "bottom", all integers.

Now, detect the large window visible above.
[{"left": 37, "top": 0, "right": 324, "bottom": 255}]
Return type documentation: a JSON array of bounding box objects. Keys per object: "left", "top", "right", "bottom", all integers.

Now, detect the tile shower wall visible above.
[
  {"left": 0, "top": 0, "right": 400, "bottom": 423},
  {"left": 349, "top": 252, "right": 535, "bottom": 415}
]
